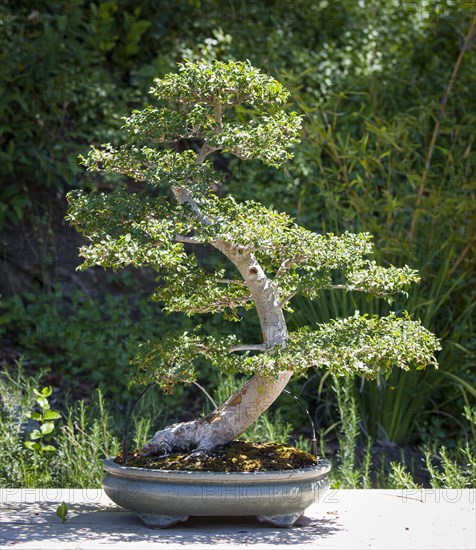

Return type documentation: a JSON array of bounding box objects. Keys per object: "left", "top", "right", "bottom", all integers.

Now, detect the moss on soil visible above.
[{"left": 116, "top": 440, "right": 319, "bottom": 472}]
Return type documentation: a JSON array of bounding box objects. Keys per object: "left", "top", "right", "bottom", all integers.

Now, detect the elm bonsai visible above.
[{"left": 66, "top": 60, "right": 440, "bottom": 458}]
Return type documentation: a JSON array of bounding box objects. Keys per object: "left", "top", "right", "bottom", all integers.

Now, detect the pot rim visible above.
[{"left": 103, "top": 457, "right": 331, "bottom": 483}]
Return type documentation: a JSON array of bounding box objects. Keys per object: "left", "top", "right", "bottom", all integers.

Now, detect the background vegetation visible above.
[{"left": 1, "top": 0, "right": 474, "bottom": 488}]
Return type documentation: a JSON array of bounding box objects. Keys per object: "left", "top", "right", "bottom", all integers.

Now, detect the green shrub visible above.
[
  {"left": 0, "top": 362, "right": 165, "bottom": 488},
  {"left": 0, "top": 278, "right": 193, "bottom": 403},
  {"left": 1, "top": 0, "right": 474, "bottom": 469}
]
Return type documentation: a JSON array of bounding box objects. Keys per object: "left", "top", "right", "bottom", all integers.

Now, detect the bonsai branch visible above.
[
  {"left": 172, "top": 186, "right": 214, "bottom": 224},
  {"left": 175, "top": 234, "right": 201, "bottom": 244},
  {"left": 196, "top": 141, "right": 216, "bottom": 164},
  {"left": 278, "top": 290, "right": 298, "bottom": 309},
  {"left": 185, "top": 295, "right": 253, "bottom": 314},
  {"left": 215, "top": 279, "right": 247, "bottom": 285},
  {"left": 276, "top": 256, "right": 306, "bottom": 276}
]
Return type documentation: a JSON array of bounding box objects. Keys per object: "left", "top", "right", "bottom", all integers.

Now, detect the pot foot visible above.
[
  {"left": 137, "top": 513, "right": 189, "bottom": 528},
  {"left": 257, "top": 512, "right": 304, "bottom": 527}
]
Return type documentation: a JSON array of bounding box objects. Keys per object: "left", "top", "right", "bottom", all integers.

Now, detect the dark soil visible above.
[{"left": 116, "top": 440, "right": 320, "bottom": 472}]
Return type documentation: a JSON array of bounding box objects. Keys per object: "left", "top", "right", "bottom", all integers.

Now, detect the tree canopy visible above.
[{"left": 67, "top": 60, "right": 440, "bottom": 393}]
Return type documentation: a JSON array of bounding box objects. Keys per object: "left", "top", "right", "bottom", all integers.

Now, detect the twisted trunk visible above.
[{"left": 141, "top": 208, "right": 292, "bottom": 455}]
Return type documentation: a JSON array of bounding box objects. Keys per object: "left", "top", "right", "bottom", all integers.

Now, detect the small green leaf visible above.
[
  {"left": 40, "top": 422, "right": 55, "bottom": 435},
  {"left": 42, "top": 410, "right": 62, "bottom": 421},
  {"left": 36, "top": 396, "right": 49, "bottom": 409},
  {"left": 41, "top": 386, "right": 53, "bottom": 397},
  {"left": 24, "top": 441, "right": 41, "bottom": 451},
  {"left": 56, "top": 502, "right": 68, "bottom": 524},
  {"left": 29, "top": 429, "right": 42, "bottom": 440},
  {"left": 27, "top": 411, "right": 42, "bottom": 421},
  {"left": 41, "top": 444, "right": 57, "bottom": 453}
]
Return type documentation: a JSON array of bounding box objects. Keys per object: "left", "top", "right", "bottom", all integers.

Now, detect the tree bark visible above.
[{"left": 141, "top": 231, "right": 293, "bottom": 455}]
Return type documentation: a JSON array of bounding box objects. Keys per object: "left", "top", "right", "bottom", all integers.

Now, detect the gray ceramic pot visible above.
[{"left": 103, "top": 457, "right": 331, "bottom": 528}]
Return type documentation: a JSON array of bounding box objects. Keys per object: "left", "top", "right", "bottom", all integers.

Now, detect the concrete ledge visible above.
[{"left": 1, "top": 489, "right": 474, "bottom": 549}]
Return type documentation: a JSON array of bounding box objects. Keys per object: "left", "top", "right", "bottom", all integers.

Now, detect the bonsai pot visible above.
[{"left": 103, "top": 457, "right": 331, "bottom": 528}]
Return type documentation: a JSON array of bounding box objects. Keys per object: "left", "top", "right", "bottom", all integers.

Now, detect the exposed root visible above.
[{"left": 141, "top": 416, "right": 232, "bottom": 456}]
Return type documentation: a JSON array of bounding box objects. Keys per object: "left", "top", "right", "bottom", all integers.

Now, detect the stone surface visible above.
[{"left": 1, "top": 488, "right": 474, "bottom": 549}]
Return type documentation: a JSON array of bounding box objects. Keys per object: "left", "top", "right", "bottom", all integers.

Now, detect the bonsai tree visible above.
[{"left": 67, "top": 60, "right": 440, "bottom": 457}]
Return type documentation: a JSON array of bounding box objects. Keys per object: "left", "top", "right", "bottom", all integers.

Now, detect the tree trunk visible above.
[{"left": 141, "top": 241, "right": 293, "bottom": 455}]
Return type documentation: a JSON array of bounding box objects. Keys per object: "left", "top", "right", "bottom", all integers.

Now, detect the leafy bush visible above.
[
  {"left": 1, "top": 362, "right": 473, "bottom": 489},
  {"left": 0, "top": 0, "right": 198, "bottom": 228},
  {"left": 0, "top": 278, "right": 193, "bottom": 402},
  {"left": 0, "top": 363, "right": 163, "bottom": 487},
  {"left": 220, "top": 1, "right": 476, "bottom": 444},
  {"left": 1, "top": 0, "right": 474, "bottom": 460}
]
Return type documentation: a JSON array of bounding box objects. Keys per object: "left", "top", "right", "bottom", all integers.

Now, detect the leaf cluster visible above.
[
  {"left": 24, "top": 386, "right": 62, "bottom": 455},
  {"left": 281, "top": 312, "right": 440, "bottom": 378},
  {"left": 151, "top": 257, "right": 254, "bottom": 321},
  {"left": 191, "top": 192, "right": 420, "bottom": 303},
  {"left": 130, "top": 312, "right": 441, "bottom": 391},
  {"left": 66, "top": 188, "right": 188, "bottom": 271},
  {"left": 67, "top": 183, "right": 419, "bottom": 315},
  {"left": 130, "top": 330, "right": 241, "bottom": 392},
  {"left": 150, "top": 60, "right": 291, "bottom": 107},
  {"left": 80, "top": 146, "right": 220, "bottom": 192},
  {"left": 66, "top": 59, "right": 441, "bottom": 392},
  {"left": 117, "top": 60, "right": 303, "bottom": 168}
]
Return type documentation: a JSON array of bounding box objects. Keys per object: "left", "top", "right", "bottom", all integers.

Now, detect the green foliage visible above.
[
  {"left": 191, "top": 194, "right": 420, "bottom": 301},
  {"left": 330, "top": 376, "right": 373, "bottom": 489},
  {"left": 68, "top": 184, "right": 421, "bottom": 316},
  {"left": 146, "top": 59, "right": 303, "bottom": 168},
  {"left": 332, "top": 376, "right": 360, "bottom": 488},
  {"left": 68, "top": 60, "right": 439, "bottom": 397},
  {"left": 150, "top": 258, "right": 254, "bottom": 321},
  {"left": 151, "top": 59, "right": 291, "bottom": 106},
  {"left": 0, "top": 280, "right": 191, "bottom": 402},
  {"left": 130, "top": 311, "right": 439, "bottom": 390},
  {"left": 282, "top": 312, "right": 439, "bottom": 378},
  {"left": 248, "top": 1, "right": 475, "bottom": 446},
  {"left": 0, "top": 0, "right": 189, "bottom": 228},
  {"left": 388, "top": 462, "right": 421, "bottom": 490},
  {"left": 131, "top": 330, "right": 240, "bottom": 391},
  {"left": 56, "top": 502, "right": 68, "bottom": 524},
  {"left": 0, "top": 184, "right": 32, "bottom": 229},
  {"left": 424, "top": 445, "right": 476, "bottom": 489},
  {"left": 66, "top": 188, "right": 188, "bottom": 271},
  {"left": 422, "top": 406, "right": 476, "bottom": 489},
  {"left": 2, "top": 362, "right": 472, "bottom": 489},
  {"left": 24, "top": 386, "right": 62, "bottom": 455},
  {"left": 81, "top": 59, "right": 302, "bottom": 173},
  {"left": 291, "top": 247, "right": 474, "bottom": 444},
  {"left": 80, "top": 146, "right": 219, "bottom": 190},
  {"left": 3, "top": 0, "right": 472, "bottom": 468},
  {"left": 0, "top": 363, "right": 160, "bottom": 488}
]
